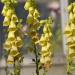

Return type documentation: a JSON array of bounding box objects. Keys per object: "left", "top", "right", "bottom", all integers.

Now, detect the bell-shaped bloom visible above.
[
  {"left": 44, "top": 57, "right": 51, "bottom": 63},
  {"left": 10, "top": 45, "right": 18, "bottom": 57},
  {"left": 14, "top": 52, "right": 21, "bottom": 60},
  {"left": 40, "top": 57, "right": 45, "bottom": 64},
  {"left": 43, "top": 26, "right": 47, "bottom": 33},
  {"left": 64, "top": 24, "right": 72, "bottom": 37},
  {"left": 7, "top": 55, "right": 14, "bottom": 64},
  {"left": 29, "top": 7, "right": 35, "bottom": 14},
  {"left": 67, "top": 4, "right": 72, "bottom": 12},
  {"left": 69, "top": 43, "right": 75, "bottom": 49},
  {"left": 66, "top": 37, "right": 73, "bottom": 45},
  {"left": 2, "top": 4, "right": 8, "bottom": 16},
  {"left": 69, "top": 12, "right": 74, "bottom": 21},
  {"left": 4, "top": 39, "right": 11, "bottom": 51},
  {"left": 68, "top": 48, "right": 75, "bottom": 57},
  {"left": 71, "top": 23, "right": 75, "bottom": 31},
  {"left": 33, "top": 9, "right": 40, "bottom": 19},
  {"left": 8, "top": 21, "right": 16, "bottom": 31},
  {"left": 11, "top": 14, "right": 18, "bottom": 22},
  {"left": 6, "top": 9, "right": 14, "bottom": 18},
  {"left": 26, "top": 13, "right": 34, "bottom": 25},
  {"left": 8, "top": 31, "right": 15, "bottom": 41},
  {"left": 42, "top": 51, "right": 50, "bottom": 57},
  {"left": 40, "top": 35, "right": 47, "bottom": 46},
  {"left": 16, "top": 36, "right": 23, "bottom": 47},
  {"left": 3, "top": 17, "right": 10, "bottom": 26},
  {"left": 24, "top": 1, "right": 31, "bottom": 10}
]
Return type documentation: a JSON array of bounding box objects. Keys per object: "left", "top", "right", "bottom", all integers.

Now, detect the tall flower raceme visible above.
[
  {"left": 24, "top": 0, "right": 41, "bottom": 75},
  {"left": 24, "top": 0, "right": 53, "bottom": 75},
  {"left": 64, "top": 2, "right": 75, "bottom": 75},
  {"left": 39, "top": 17, "right": 52, "bottom": 72},
  {"left": 1, "top": 0, "right": 23, "bottom": 75}
]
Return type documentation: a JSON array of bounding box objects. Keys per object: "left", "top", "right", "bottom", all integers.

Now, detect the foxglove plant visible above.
[{"left": 1, "top": 0, "right": 23, "bottom": 75}]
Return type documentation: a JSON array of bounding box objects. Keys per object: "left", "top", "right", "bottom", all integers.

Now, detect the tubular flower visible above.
[
  {"left": 1, "top": 0, "right": 23, "bottom": 65},
  {"left": 39, "top": 17, "right": 52, "bottom": 71},
  {"left": 64, "top": 2, "right": 75, "bottom": 75}
]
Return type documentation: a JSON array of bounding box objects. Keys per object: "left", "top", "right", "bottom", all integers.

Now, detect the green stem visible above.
[
  {"left": 5, "top": 58, "right": 8, "bottom": 75},
  {"left": 14, "top": 59, "right": 16, "bottom": 75},
  {"left": 34, "top": 44, "right": 39, "bottom": 75}
]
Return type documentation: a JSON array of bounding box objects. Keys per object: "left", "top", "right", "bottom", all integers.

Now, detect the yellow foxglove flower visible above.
[
  {"left": 43, "top": 26, "right": 47, "bottom": 33},
  {"left": 11, "top": 14, "right": 18, "bottom": 22},
  {"left": 67, "top": 4, "right": 73, "bottom": 12},
  {"left": 14, "top": 52, "right": 21, "bottom": 59},
  {"left": 73, "top": 6, "right": 75, "bottom": 13},
  {"left": 33, "top": 9, "right": 40, "bottom": 19},
  {"left": 40, "top": 57, "right": 45, "bottom": 64},
  {"left": 64, "top": 24, "right": 72, "bottom": 37},
  {"left": 2, "top": 4, "right": 8, "bottom": 16},
  {"left": 8, "top": 31, "right": 15, "bottom": 41},
  {"left": 66, "top": 37, "right": 73, "bottom": 45},
  {"left": 3, "top": 17, "right": 10, "bottom": 26},
  {"left": 4, "top": 39, "right": 11, "bottom": 50},
  {"left": 41, "top": 46, "right": 48, "bottom": 52},
  {"left": 71, "top": 23, "right": 75, "bottom": 31},
  {"left": 9, "top": 21, "right": 16, "bottom": 31},
  {"left": 69, "top": 48, "right": 75, "bottom": 57},
  {"left": 69, "top": 43, "right": 75, "bottom": 49},
  {"left": 26, "top": 13, "right": 34, "bottom": 24},
  {"left": 40, "top": 36, "right": 47, "bottom": 46},
  {"left": 24, "top": 1, "right": 31, "bottom": 10},
  {"left": 44, "top": 57, "right": 51, "bottom": 63},
  {"left": 42, "top": 52, "right": 49, "bottom": 57},
  {"left": 6, "top": 9, "right": 14, "bottom": 18},
  {"left": 7, "top": 55, "right": 14, "bottom": 64},
  {"left": 10, "top": 45, "right": 18, "bottom": 57},
  {"left": 16, "top": 36, "right": 23, "bottom": 47},
  {"left": 69, "top": 12, "right": 74, "bottom": 21},
  {"left": 29, "top": 7, "right": 35, "bottom": 14}
]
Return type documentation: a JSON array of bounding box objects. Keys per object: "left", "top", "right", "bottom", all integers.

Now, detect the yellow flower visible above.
[
  {"left": 68, "top": 43, "right": 75, "bottom": 49},
  {"left": 8, "top": 31, "right": 15, "bottom": 41},
  {"left": 70, "top": 23, "right": 75, "bottom": 31},
  {"left": 67, "top": 4, "right": 72, "bottom": 12},
  {"left": 66, "top": 37, "right": 73, "bottom": 45},
  {"left": 69, "top": 12, "right": 74, "bottom": 21},
  {"left": 7, "top": 55, "right": 14, "bottom": 64},
  {"left": 11, "top": 14, "right": 18, "bottom": 22},
  {"left": 68, "top": 48, "right": 75, "bottom": 58},
  {"left": 24, "top": 1, "right": 31, "bottom": 10},
  {"left": 3, "top": 17, "right": 10, "bottom": 26},
  {"left": 33, "top": 9, "right": 40, "bottom": 19},
  {"left": 8, "top": 21, "right": 16, "bottom": 31},
  {"left": 4, "top": 39, "right": 11, "bottom": 51},
  {"left": 26, "top": 13, "right": 34, "bottom": 25},
  {"left": 10, "top": 45, "right": 18, "bottom": 57},
  {"left": 40, "top": 57, "right": 45, "bottom": 64},
  {"left": 64, "top": 24, "right": 72, "bottom": 37},
  {"left": 15, "top": 36, "right": 23, "bottom": 47},
  {"left": 6, "top": 9, "right": 14, "bottom": 18},
  {"left": 29, "top": 7, "right": 35, "bottom": 14}
]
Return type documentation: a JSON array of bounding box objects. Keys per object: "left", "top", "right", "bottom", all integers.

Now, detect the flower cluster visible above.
[
  {"left": 24, "top": 0, "right": 40, "bottom": 44},
  {"left": 24, "top": 0, "right": 53, "bottom": 72},
  {"left": 1, "top": 0, "right": 23, "bottom": 64},
  {"left": 64, "top": 3, "right": 75, "bottom": 57},
  {"left": 39, "top": 17, "right": 52, "bottom": 71},
  {"left": 64, "top": 3, "right": 75, "bottom": 75}
]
